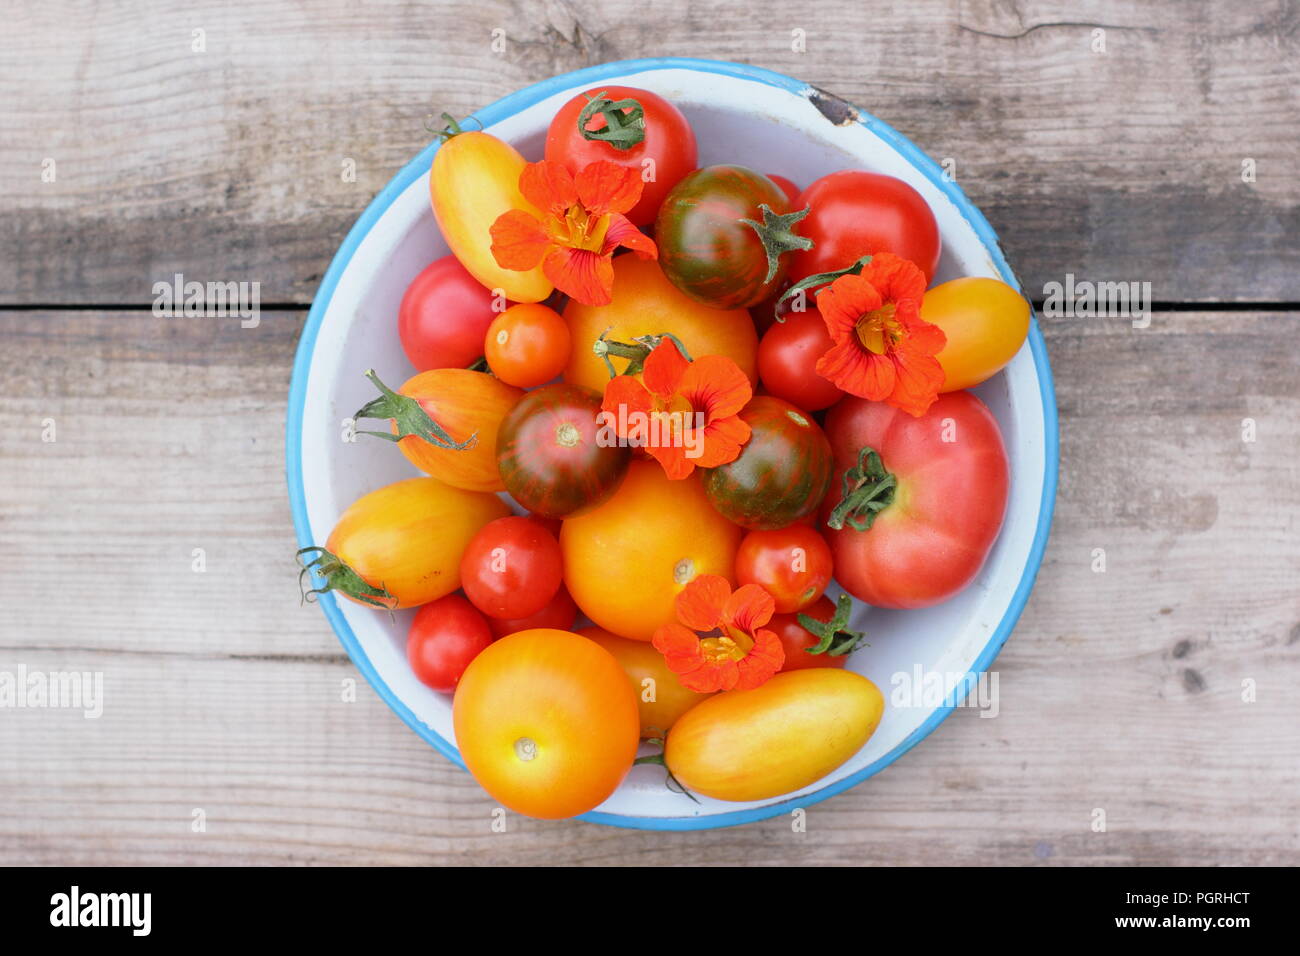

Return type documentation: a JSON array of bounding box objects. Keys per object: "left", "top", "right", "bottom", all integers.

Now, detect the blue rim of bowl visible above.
[{"left": 287, "top": 57, "right": 1059, "bottom": 831}]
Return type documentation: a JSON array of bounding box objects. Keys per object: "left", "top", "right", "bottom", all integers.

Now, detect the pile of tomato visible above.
[{"left": 298, "top": 86, "right": 1031, "bottom": 820}]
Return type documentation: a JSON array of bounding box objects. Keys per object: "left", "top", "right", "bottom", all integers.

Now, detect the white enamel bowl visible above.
[{"left": 287, "top": 58, "right": 1059, "bottom": 830}]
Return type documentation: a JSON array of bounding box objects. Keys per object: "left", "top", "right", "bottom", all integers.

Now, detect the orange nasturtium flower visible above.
[
  {"left": 814, "top": 252, "right": 947, "bottom": 417},
  {"left": 490, "top": 159, "right": 658, "bottom": 306},
  {"left": 601, "top": 339, "right": 752, "bottom": 481},
  {"left": 653, "top": 575, "right": 785, "bottom": 693}
]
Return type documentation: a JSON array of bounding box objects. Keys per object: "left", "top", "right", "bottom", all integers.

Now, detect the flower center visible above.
[
  {"left": 698, "top": 626, "right": 754, "bottom": 662},
  {"left": 556, "top": 205, "right": 609, "bottom": 253},
  {"left": 854, "top": 303, "right": 901, "bottom": 354}
]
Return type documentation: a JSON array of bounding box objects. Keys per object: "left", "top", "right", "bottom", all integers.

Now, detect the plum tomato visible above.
[
  {"left": 701, "top": 395, "right": 834, "bottom": 530},
  {"left": 735, "top": 525, "right": 833, "bottom": 614},
  {"left": 757, "top": 307, "right": 844, "bottom": 411},
  {"left": 486, "top": 584, "right": 578, "bottom": 640},
  {"left": 788, "top": 171, "right": 941, "bottom": 285},
  {"left": 496, "top": 383, "right": 631, "bottom": 519},
  {"left": 407, "top": 594, "right": 494, "bottom": 693},
  {"left": 459, "top": 516, "right": 563, "bottom": 619},
  {"left": 577, "top": 626, "right": 713, "bottom": 738},
  {"left": 656, "top": 165, "right": 807, "bottom": 310},
  {"left": 544, "top": 86, "right": 698, "bottom": 228},
  {"left": 920, "top": 277, "right": 1031, "bottom": 391},
  {"left": 484, "top": 302, "right": 571, "bottom": 388},
  {"left": 398, "top": 255, "right": 503, "bottom": 372}
]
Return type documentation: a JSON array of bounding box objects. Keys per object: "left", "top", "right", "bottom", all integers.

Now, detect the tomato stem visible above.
[
  {"left": 353, "top": 368, "right": 477, "bottom": 451},
  {"left": 739, "top": 203, "right": 814, "bottom": 284},
  {"left": 592, "top": 328, "right": 693, "bottom": 378},
  {"left": 296, "top": 546, "right": 396, "bottom": 611},
  {"left": 577, "top": 91, "right": 646, "bottom": 151},
  {"left": 797, "top": 593, "right": 868, "bottom": 656},
  {"left": 426, "top": 111, "right": 479, "bottom": 142},
  {"left": 826, "top": 445, "right": 896, "bottom": 532},
  {"left": 634, "top": 742, "right": 700, "bottom": 804},
  {"left": 776, "top": 253, "right": 875, "bottom": 313}
]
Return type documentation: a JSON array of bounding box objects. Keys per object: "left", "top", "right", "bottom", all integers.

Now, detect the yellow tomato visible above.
[
  {"left": 387, "top": 368, "right": 522, "bottom": 492},
  {"left": 562, "top": 255, "right": 758, "bottom": 392},
  {"left": 665, "top": 669, "right": 884, "bottom": 802},
  {"left": 560, "top": 461, "right": 743, "bottom": 641},
  {"left": 429, "top": 130, "right": 552, "bottom": 303},
  {"left": 453, "top": 628, "right": 640, "bottom": 819},
  {"left": 921, "top": 277, "right": 1031, "bottom": 391},
  {"left": 577, "top": 626, "right": 713, "bottom": 738},
  {"left": 320, "top": 477, "right": 509, "bottom": 609}
]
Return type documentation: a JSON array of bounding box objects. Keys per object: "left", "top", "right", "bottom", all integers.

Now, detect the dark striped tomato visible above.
[
  {"left": 701, "top": 396, "right": 834, "bottom": 530},
  {"left": 495, "top": 383, "right": 630, "bottom": 519},
  {"left": 655, "top": 165, "right": 798, "bottom": 310}
]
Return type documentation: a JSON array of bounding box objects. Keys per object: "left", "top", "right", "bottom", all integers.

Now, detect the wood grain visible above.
[
  {"left": 2, "top": 0, "right": 1297, "bottom": 305},
  {"left": 1, "top": 308, "right": 1296, "bottom": 865}
]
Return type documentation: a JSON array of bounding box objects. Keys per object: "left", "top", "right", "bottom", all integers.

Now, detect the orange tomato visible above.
[
  {"left": 452, "top": 628, "right": 640, "bottom": 819},
  {"left": 921, "top": 277, "right": 1030, "bottom": 391},
  {"left": 484, "top": 303, "right": 571, "bottom": 388},
  {"left": 562, "top": 255, "right": 758, "bottom": 392},
  {"left": 560, "top": 460, "right": 743, "bottom": 641},
  {"left": 318, "top": 477, "right": 509, "bottom": 609},
  {"left": 429, "top": 130, "right": 552, "bottom": 303},
  {"left": 577, "top": 626, "right": 713, "bottom": 738},
  {"left": 665, "top": 669, "right": 885, "bottom": 802},
  {"left": 385, "top": 368, "right": 522, "bottom": 492}
]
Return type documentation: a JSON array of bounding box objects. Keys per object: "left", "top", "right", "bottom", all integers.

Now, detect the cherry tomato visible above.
[
  {"left": 766, "top": 174, "right": 801, "bottom": 204},
  {"left": 496, "top": 383, "right": 631, "bottom": 519},
  {"left": 757, "top": 307, "right": 844, "bottom": 411},
  {"left": 656, "top": 165, "right": 797, "bottom": 309},
  {"left": 736, "top": 525, "right": 833, "bottom": 613},
  {"left": 702, "top": 396, "right": 834, "bottom": 530},
  {"left": 453, "top": 628, "right": 641, "bottom": 819},
  {"left": 398, "top": 256, "right": 503, "bottom": 372},
  {"left": 486, "top": 584, "right": 578, "bottom": 639},
  {"left": 545, "top": 86, "right": 698, "bottom": 228},
  {"left": 822, "top": 391, "right": 1009, "bottom": 608},
  {"left": 769, "top": 596, "right": 846, "bottom": 671},
  {"left": 788, "top": 171, "right": 941, "bottom": 285},
  {"left": 407, "top": 594, "right": 494, "bottom": 693},
  {"left": 920, "top": 277, "right": 1031, "bottom": 391},
  {"left": 459, "top": 516, "right": 563, "bottom": 619},
  {"left": 484, "top": 303, "right": 571, "bottom": 388}
]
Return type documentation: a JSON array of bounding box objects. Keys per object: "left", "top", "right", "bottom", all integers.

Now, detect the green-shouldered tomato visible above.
[
  {"left": 496, "top": 383, "right": 631, "bottom": 519},
  {"left": 701, "top": 395, "right": 834, "bottom": 530},
  {"left": 655, "top": 165, "right": 810, "bottom": 310}
]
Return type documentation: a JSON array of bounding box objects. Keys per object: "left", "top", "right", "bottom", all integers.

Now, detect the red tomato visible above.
[
  {"left": 736, "top": 525, "right": 833, "bottom": 613},
  {"left": 822, "top": 391, "right": 1009, "bottom": 608},
  {"left": 487, "top": 584, "right": 578, "bottom": 639},
  {"left": 757, "top": 307, "right": 844, "bottom": 411},
  {"left": 788, "top": 171, "right": 941, "bottom": 284},
  {"left": 484, "top": 303, "right": 571, "bottom": 388},
  {"left": 545, "top": 86, "right": 697, "bottom": 227},
  {"left": 459, "top": 516, "right": 563, "bottom": 619},
  {"left": 769, "top": 596, "right": 847, "bottom": 672},
  {"left": 766, "top": 174, "right": 800, "bottom": 204},
  {"left": 407, "top": 594, "right": 494, "bottom": 693},
  {"left": 398, "top": 256, "right": 502, "bottom": 371}
]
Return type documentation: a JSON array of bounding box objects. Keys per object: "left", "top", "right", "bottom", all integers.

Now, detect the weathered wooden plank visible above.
[
  {"left": 1, "top": 308, "right": 1297, "bottom": 864},
  {"left": 2, "top": 1, "right": 1297, "bottom": 305}
]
